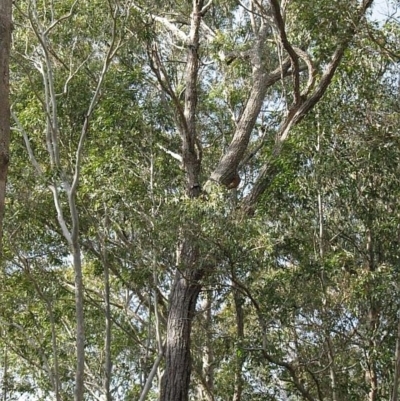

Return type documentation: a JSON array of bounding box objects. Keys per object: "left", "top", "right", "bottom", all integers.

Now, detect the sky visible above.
[{"left": 371, "top": 0, "right": 400, "bottom": 23}]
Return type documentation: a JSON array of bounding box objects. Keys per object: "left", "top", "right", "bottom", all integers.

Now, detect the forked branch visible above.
[{"left": 243, "top": 0, "right": 375, "bottom": 213}]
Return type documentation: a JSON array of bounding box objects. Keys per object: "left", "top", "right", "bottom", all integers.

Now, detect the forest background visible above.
[{"left": 0, "top": 0, "right": 400, "bottom": 400}]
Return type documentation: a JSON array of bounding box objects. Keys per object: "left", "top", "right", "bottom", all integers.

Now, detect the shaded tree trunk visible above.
[
  {"left": 201, "top": 291, "right": 215, "bottom": 401},
  {"left": 232, "top": 286, "right": 245, "bottom": 401},
  {"left": 391, "top": 316, "right": 400, "bottom": 401},
  {"left": 0, "top": 0, "right": 12, "bottom": 252},
  {"left": 72, "top": 242, "right": 85, "bottom": 401},
  {"left": 365, "top": 228, "right": 379, "bottom": 401},
  {"left": 160, "top": 242, "right": 203, "bottom": 401}
]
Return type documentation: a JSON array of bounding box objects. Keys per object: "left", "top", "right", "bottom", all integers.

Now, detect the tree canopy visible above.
[{"left": 2, "top": 0, "right": 400, "bottom": 400}]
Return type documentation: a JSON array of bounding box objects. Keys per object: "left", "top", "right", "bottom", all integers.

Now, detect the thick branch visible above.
[
  {"left": 210, "top": 59, "right": 291, "bottom": 186},
  {"left": 243, "top": 0, "right": 375, "bottom": 212},
  {"left": 232, "top": 286, "right": 245, "bottom": 401},
  {"left": 182, "top": 1, "right": 204, "bottom": 196}
]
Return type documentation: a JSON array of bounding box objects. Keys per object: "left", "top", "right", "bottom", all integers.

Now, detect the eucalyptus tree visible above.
[
  {"left": 4, "top": 0, "right": 399, "bottom": 400},
  {"left": 0, "top": 0, "right": 12, "bottom": 251},
  {"left": 208, "top": 21, "right": 400, "bottom": 401},
  {"left": 6, "top": 0, "right": 174, "bottom": 399},
  {"left": 10, "top": 0, "right": 135, "bottom": 399},
  {"left": 132, "top": 1, "right": 376, "bottom": 400}
]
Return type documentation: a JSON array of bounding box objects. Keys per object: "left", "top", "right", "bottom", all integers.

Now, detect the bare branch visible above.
[
  {"left": 181, "top": 2, "right": 203, "bottom": 196},
  {"left": 44, "top": 0, "right": 79, "bottom": 36},
  {"left": 269, "top": 0, "right": 301, "bottom": 104},
  {"left": 238, "top": 0, "right": 264, "bottom": 21},
  {"left": 28, "top": 10, "right": 62, "bottom": 168},
  {"left": 138, "top": 345, "right": 166, "bottom": 401},
  {"left": 62, "top": 50, "right": 93, "bottom": 96},
  {"left": 157, "top": 144, "right": 183, "bottom": 163},
  {"left": 131, "top": 2, "right": 188, "bottom": 42},
  {"left": 11, "top": 111, "right": 43, "bottom": 176},
  {"left": 70, "top": 8, "right": 122, "bottom": 201},
  {"left": 293, "top": 46, "right": 316, "bottom": 97},
  {"left": 200, "top": 0, "right": 213, "bottom": 16},
  {"left": 48, "top": 184, "right": 72, "bottom": 244}
]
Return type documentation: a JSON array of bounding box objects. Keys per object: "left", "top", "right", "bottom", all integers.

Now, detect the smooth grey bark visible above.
[
  {"left": 17, "top": 4, "right": 121, "bottom": 398},
  {"left": 0, "top": 0, "right": 12, "bottom": 253},
  {"left": 140, "top": 351, "right": 165, "bottom": 401},
  {"left": 71, "top": 243, "right": 85, "bottom": 401}
]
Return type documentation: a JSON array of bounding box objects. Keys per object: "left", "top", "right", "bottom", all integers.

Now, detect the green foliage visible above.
[{"left": 3, "top": 0, "right": 400, "bottom": 399}]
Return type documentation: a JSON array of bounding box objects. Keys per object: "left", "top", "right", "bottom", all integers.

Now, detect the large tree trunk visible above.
[
  {"left": 160, "top": 261, "right": 203, "bottom": 401},
  {"left": 156, "top": 2, "right": 375, "bottom": 401},
  {"left": 0, "top": 0, "right": 12, "bottom": 252},
  {"left": 160, "top": 2, "right": 204, "bottom": 400}
]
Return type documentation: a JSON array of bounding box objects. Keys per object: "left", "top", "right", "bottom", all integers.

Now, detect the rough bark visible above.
[
  {"left": 0, "top": 0, "right": 12, "bottom": 252},
  {"left": 155, "top": 2, "right": 375, "bottom": 401},
  {"left": 210, "top": 58, "right": 291, "bottom": 186},
  {"left": 160, "top": 2, "right": 204, "bottom": 401},
  {"left": 161, "top": 262, "right": 203, "bottom": 401},
  {"left": 202, "top": 292, "right": 215, "bottom": 401},
  {"left": 182, "top": 2, "right": 203, "bottom": 197}
]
